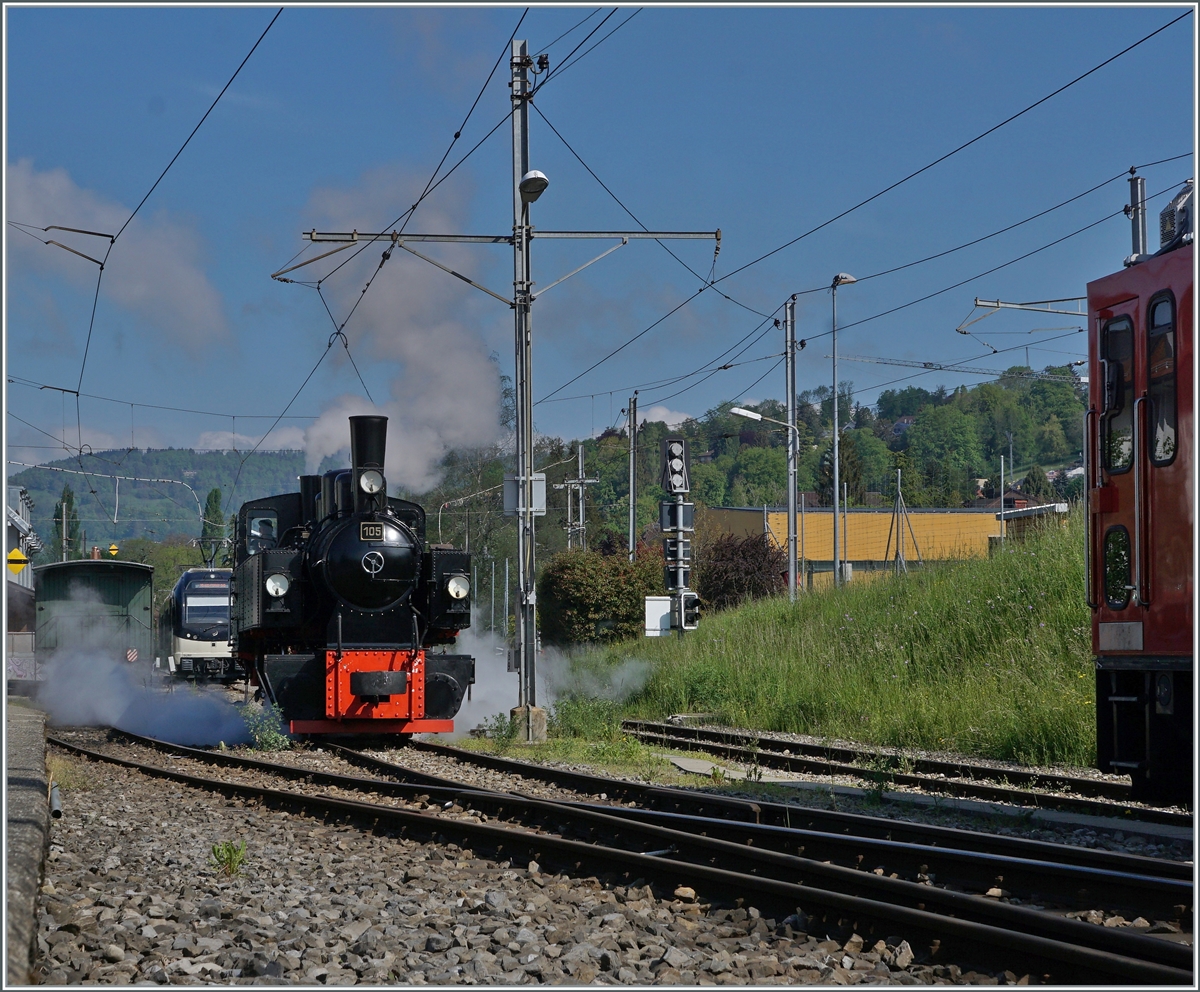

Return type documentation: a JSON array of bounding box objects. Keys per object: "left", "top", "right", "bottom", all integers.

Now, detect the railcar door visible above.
[
  {"left": 1092, "top": 298, "right": 1143, "bottom": 639},
  {"left": 1090, "top": 296, "right": 1147, "bottom": 782}
]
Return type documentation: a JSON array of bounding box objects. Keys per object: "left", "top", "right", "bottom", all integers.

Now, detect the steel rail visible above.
[
  {"left": 45, "top": 736, "right": 1192, "bottom": 984},
  {"left": 619, "top": 722, "right": 1192, "bottom": 827},
  {"left": 622, "top": 720, "right": 1135, "bottom": 800},
  {"left": 396, "top": 739, "right": 1192, "bottom": 881}
]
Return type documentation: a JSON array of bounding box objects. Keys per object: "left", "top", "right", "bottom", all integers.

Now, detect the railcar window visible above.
[
  {"left": 247, "top": 515, "right": 278, "bottom": 554},
  {"left": 1103, "top": 526, "right": 1132, "bottom": 610},
  {"left": 1147, "top": 294, "right": 1177, "bottom": 465},
  {"left": 1102, "top": 317, "right": 1134, "bottom": 473}
]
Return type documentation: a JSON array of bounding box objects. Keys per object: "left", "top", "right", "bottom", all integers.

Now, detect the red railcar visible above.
[{"left": 1086, "top": 179, "right": 1193, "bottom": 804}]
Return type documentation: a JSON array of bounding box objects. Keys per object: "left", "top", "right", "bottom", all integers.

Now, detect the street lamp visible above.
[
  {"left": 730, "top": 406, "right": 800, "bottom": 601},
  {"left": 519, "top": 170, "right": 549, "bottom": 203},
  {"left": 831, "top": 272, "right": 856, "bottom": 587}
]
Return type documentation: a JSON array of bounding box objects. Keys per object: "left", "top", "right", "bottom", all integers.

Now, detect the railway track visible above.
[
  {"left": 397, "top": 738, "right": 1193, "bottom": 876},
  {"left": 619, "top": 719, "right": 1194, "bottom": 827},
  {"left": 47, "top": 730, "right": 1193, "bottom": 984}
]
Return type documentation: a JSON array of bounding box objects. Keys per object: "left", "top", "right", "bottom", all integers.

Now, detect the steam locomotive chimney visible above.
[
  {"left": 349, "top": 416, "right": 388, "bottom": 513},
  {"left": 1125, "top": 170, "right": 1148, "bottom": 265}
]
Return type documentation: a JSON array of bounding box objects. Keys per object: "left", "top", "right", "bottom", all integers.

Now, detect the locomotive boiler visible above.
[{"left": 231, "top": 415, "right": 475, "bottom": 735}]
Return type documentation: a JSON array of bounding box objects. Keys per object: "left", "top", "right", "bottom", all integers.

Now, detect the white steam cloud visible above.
[
  {"left": 6, "top": 159, "right": 229, "bottom": 351},
  {"left": 300, "top": 166, "right": 502, "bottom": 493},
  {"left": 38, "top": 651, "right": 250, "bottom": 747},
  {"left": 35, "top": 583, "right": 251, "bottom": 746},
  {"left": 446, "top": 625, "right": 655, "bottom": 740}
]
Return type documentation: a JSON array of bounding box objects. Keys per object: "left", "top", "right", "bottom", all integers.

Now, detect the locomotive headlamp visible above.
[
  {"left": 265, "top": 573, "right": 290, "bottom": 598},
  {"left": 446, "top": 574, "right": 470, "bottom": 600},
  {"left": 359, "top": 470, "right": 384, "bottom": 495}
]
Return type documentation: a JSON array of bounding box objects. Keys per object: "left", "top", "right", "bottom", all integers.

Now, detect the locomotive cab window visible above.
[
  {"left": 1147, "top": 293, "right": 1177, "bottom": 465},
  {"left": 1101, "top": 317, "right": 1134, "bottom": 473},
  {"left": 1103, "top": 525, "right": 1132, "bottom": 610},
  {"left": 247, "top": 514, "right": 278, "bottom": 554}
]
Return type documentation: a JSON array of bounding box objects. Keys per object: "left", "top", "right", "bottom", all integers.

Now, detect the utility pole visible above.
[
  {"left": 784, "top": 297, "right": 798, "bottom": 602},
  {"left": 293, "top": 40, "right": 717, "bottom": 742},
  {"left": 627, "top": 392, "right": 639, "bottom": 560},
  {"left": 553, "top": 444, "right": 598, "bottom": 549}
]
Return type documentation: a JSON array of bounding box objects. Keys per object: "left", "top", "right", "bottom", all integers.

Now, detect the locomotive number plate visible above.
[{"left": 360, "top": 522, "right": 385, "bottom": 542}]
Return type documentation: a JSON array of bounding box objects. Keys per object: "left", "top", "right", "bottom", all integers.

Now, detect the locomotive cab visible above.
[{"left": 231, "top": 415, "right": 475, "bottom": 736}]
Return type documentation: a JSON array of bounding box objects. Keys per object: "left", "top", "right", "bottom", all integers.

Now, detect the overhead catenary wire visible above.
[
  {"left": 531, "top": 103, "right": 765, "bottom": 317},
  {"left": 713, "top": 9, "right": 1193, "bottom": 288},
  {"left": 535, "top": 8, "right": 603, "bottom": 52},
  {"left": 542, "top": 174, "right": 1186, "bottom": 409},
  {"left": 536, "top": 9, "right": 1193, "bottom": 402},
  {"left": 7, "top": 375, "right": 315, "bottom": 420}
]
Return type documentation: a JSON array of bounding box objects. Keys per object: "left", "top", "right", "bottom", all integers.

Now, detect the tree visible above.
[
  {"left": 201, "top": 488, "right": 224, "bottom": 542},
  {"left": 876, "top": 385, "right": 935, "bottom": 421},
  {"left": 1023, "top": 463, "right": 1053, "bottom": 499},
  {"left": 817, "top": 434, "right": 864, "bottom": 506},
  {"left": 50, "top": 484, "right": 82, "bottom": 561},
  {"left": 906, "top": 405, "right": 984, "bottom": 478}
]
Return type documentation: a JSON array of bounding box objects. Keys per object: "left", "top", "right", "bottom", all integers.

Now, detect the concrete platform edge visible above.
[{"left": 7, "top": 699, "right": 49, "bottom": 986}]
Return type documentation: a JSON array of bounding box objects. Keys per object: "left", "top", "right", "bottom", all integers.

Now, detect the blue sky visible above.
[{"left": 5, "top": 6, "right": 1195, "bottom": 489}]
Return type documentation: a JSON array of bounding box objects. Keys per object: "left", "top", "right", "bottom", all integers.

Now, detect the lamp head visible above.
[
  {"left": 832, "top": 272, "right": 857, "bottom": 288},
  {"left": 519, "top": 170, "right": 549, "bottom": 203},
  {"left": 729, "top": 406, "right": 762, "bottom": 421}
]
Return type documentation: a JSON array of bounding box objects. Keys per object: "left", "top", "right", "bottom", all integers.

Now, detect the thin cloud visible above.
[{"left": 6, "top": 158, "right": 230, "bottom": 354}]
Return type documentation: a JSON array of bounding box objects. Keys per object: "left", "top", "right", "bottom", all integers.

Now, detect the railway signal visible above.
[
  {"left": 658, "top": 437, "right": 699, "bottom": 633},
  {"left": 108, "top": 543, "right": 118, "bottom": 557},
  {"left": 660, "top": 437, "right": 691, "bottom": 494}
]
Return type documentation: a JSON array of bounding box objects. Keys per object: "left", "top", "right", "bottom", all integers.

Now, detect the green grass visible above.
[{"left": 554, "top": 510, "right": 1095, "bottom": 768}]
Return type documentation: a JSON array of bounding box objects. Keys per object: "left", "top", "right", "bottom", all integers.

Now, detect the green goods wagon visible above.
[{"left": 34, "top": 560, "right": 154, "bottom": 667}]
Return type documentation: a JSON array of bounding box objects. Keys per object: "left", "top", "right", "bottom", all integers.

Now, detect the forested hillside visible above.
[
  {"left": 10, "top": 363, "right": 1084, "bottom": 569},
  {"left": 9, "top": 449, "right": 308, "bottom": 556},
  {"left": 422, "top": 363, "right": 1087, "bottom": 568}
]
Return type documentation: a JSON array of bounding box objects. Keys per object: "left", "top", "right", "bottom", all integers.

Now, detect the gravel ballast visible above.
[{"left": 37, "top": 750, "right": 1049, "bottom": 985}]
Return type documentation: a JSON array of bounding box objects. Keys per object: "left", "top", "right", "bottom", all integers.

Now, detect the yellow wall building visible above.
[{"left": 705, "top": 506, "right": 1002, "bottom": 562}]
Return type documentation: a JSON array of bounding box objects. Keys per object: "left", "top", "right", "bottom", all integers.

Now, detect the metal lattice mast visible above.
[{"left": 511, "top": 40, "right": 537, "bottom": 723}]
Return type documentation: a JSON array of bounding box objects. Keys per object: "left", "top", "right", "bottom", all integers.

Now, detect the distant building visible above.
[
  {"left": 7, "top": 486, "right": 42, "bottom": 677},
  {"left": 892, "top": 416, "right": 916, "bottom": 436}
]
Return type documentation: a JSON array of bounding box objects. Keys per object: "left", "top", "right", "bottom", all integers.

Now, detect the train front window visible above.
[
  {"left": 247, "top": 514, "right": 278, "bottom": 554},
  {"left": 1148, "top": 294, "right": 1177, "bottom": 465},
  {"left": 1103, "top": 526, "right": 1132, "bottom": 610},
  {"left": 185, "top": 596, "right": 230, "bottom": 627},
  {"left": 1101, "top": 317, "right": 1134, "bottom": 473}
]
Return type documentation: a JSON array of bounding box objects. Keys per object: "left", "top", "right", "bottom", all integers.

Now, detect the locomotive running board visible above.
[{"left": 289, "top": 719, "right": 453, "bottom": 735}]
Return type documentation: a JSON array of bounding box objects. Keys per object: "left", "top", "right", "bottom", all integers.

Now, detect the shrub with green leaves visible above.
[
  {"left": 537, "top": 544, "right": 663, "bottom": 646},
  {"left": 241, "top": 702, "right": 291, "bottom": 751}
]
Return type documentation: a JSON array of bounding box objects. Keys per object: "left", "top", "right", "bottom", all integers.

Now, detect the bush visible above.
[
  {"left": 695, "top": 532, "right": 785, "bottom": 611},
  {"left": 241, "top": 703, "right": 291, "bottom": 751},
  {"left": 537, "top": 543, "right": 663, "bottom": 645}
]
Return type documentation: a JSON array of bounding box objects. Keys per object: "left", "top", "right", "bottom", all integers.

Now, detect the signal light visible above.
[
  {"left": 660, "top": 437, "right": 691, "bottom": 494},
  {"left": 672, "top": 590, "right": 701, "bottom": 630}
]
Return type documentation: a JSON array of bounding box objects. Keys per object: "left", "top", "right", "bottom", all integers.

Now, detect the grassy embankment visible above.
[{"left": 536, "top": 509, "right": 1095, "bottom": 770}]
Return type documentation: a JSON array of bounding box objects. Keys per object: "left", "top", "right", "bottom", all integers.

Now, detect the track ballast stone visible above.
[{"left": 37, "top": 752, "right": 1042, "bottom": 985}]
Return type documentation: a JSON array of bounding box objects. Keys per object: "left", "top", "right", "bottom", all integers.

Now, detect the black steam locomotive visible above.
[{"left": 231, "top": 416, "right": 475, "bottom": 735}]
